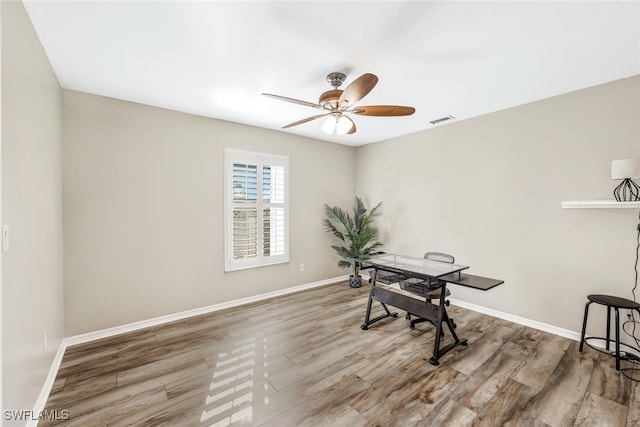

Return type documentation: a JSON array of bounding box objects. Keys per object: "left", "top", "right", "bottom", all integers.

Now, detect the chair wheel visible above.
[{"left": 405, "top": 313, "right": 411, "bottom": 320}]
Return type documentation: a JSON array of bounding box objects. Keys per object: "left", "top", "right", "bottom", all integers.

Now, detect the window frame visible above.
[{"left": 224, "top": 148, "right": 290, "bottom": 272}]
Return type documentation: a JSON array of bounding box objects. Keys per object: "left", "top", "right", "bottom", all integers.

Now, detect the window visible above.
[{"left": 224, "top": 149, "right": 289, "bottom": 271}]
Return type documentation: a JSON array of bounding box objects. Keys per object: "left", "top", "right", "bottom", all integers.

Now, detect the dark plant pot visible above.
[{"left": 349, "top": 275, "right": 362, "bottom": 288}]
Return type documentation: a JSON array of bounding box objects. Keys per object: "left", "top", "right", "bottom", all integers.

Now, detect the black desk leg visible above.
[
  {"left": 361, "top": 269, "right": 377, "bottom": 330},
  {"left": 430, "top": 286, "right": 446, "bottom": 365},
  {"left": 443, "top": 309, "right": 467, "bottom": 349},
  {"left": 429, "top": 282, "right": 468, "bottom": 366},
  {"left": 361, "top": 269, "right": 398, "bottom": 330}
]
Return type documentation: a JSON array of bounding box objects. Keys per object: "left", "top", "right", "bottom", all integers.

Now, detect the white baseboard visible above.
[
  {"left": 449, "top": 298, "right": 581, "bottom": 341},
  {"left": 31, "top": 275, "right": 345, "bottom": 422},
  {"left": 28, "top": 342, "right": 67, "bottom": 427}
]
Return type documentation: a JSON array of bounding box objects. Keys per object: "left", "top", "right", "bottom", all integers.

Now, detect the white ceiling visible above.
[{"left": 23, "top": 1, "right": 640, "bottom": 147}]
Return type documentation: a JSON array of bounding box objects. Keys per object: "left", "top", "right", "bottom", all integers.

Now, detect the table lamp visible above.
[{"left": 612, "top": 158, "right": 640, "bottom": 201}]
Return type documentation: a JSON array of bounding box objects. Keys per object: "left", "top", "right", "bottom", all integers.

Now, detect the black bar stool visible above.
[{"left": 579, "top": 294, "right": 640, "bottom": 370}]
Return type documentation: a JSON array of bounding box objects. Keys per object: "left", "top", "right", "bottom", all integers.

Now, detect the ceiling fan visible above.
[{"left": 262, "top": 72, "right": 415, "bottom": 136}]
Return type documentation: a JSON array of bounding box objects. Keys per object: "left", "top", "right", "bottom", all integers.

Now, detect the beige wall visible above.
[
  {"left": 357, "top": 76, "right": 640, "bottom": 336},
  {"left": 62, "top": 90, "right": 356, "bottom": 335},
  {"left": 2, "top": 0, "right": 64, "bottom": 416}
]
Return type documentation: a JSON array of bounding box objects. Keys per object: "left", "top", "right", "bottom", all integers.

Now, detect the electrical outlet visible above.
[{"left": 299, "top": 264, "right": 305, "bottom": 272}]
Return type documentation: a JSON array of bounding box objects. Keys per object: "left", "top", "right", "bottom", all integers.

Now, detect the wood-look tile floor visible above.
[{"left": 41, "top": 281, "right": 640, "bottom": 426}]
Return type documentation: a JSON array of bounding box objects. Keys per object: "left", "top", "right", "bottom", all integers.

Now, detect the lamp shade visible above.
[
  {"left": 611, "top": 158, "right": 640, "bottom": 180},
  {"left": 321, "top": 116, "right": 336, "bottom": 135},
  {"left": 335, "top": 116, "right": 352, "bottom": 135}
]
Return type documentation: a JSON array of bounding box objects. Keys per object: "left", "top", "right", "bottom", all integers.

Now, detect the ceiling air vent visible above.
[{"left": 429, "top": 115, "right": 455, "bottom": 125}]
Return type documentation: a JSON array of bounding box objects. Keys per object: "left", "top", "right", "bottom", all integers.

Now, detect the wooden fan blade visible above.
[
  {"left": 353, "top": 105, "right": 416, "bottom": 116},
  {"left": 282, "top": 114, "right": 328, "bottom": 129},
  {"left": 344, "top": 115, "right": 356, "bottom": 134},
  {"left": 338, "top": 73, "right": 378, "bottom": 106},
  {"left": 262, "top": 93, "right": 323, "bottom": 109}
]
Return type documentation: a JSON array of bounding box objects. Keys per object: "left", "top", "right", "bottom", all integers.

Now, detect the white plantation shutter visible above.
[
  {"left": 263, "top": 165, "right": 286, "bottom": 257},
  {"left": 225, "top": 149, "right": 289, "bottom": 271},
  {"left": 232, "top": 163, "right": 258, "bottom": 260}
]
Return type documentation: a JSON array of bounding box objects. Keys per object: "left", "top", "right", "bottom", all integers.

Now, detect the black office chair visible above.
[
  {"left": 402, "top": 252, "right": 456, "bottom": 330},
  {"left": 423, "top": 252, "right": 455, "bottom": 264}
]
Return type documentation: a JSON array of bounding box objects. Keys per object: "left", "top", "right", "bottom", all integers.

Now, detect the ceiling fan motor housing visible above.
[{"left": 326, "top": 72, "right": 346, "bottom": 88}]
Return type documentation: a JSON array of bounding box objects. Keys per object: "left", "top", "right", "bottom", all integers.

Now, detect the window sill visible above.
[{"left": 224, "top": 258, "right": 290, "bottom": 272}]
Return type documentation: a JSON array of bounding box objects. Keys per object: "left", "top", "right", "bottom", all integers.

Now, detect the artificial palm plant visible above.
[{"left": 323, "top": 196, "right": 383, "bottom": 287}]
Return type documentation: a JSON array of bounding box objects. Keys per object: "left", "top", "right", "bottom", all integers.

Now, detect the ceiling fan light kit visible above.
[
  {"left": 322, "top": 114, "right": 353, "bottom": 136},
  {"left": 262, "top": 72, "right": 416, "bottom": 136}
]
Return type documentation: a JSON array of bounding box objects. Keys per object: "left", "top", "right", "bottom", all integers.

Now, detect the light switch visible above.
[{"left": 2, "top": 225, "right": 9, "bottom": 252}]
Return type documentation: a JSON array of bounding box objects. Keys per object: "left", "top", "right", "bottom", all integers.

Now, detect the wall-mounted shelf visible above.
[{"left": 561, "top": 200, "right": 640, "bottom": 209}]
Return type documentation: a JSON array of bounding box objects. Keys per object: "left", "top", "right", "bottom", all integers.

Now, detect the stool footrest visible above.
[{"left": 582, "top": 336, "right": 640, "bottom": 361}]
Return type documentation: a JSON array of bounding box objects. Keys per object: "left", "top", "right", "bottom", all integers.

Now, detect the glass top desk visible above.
[
  {"left": 355, "top": 252, "right": 503, "bottom": 365},
  {"left": 360, "top": 252, "right": 469, "bottom": 280}
]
